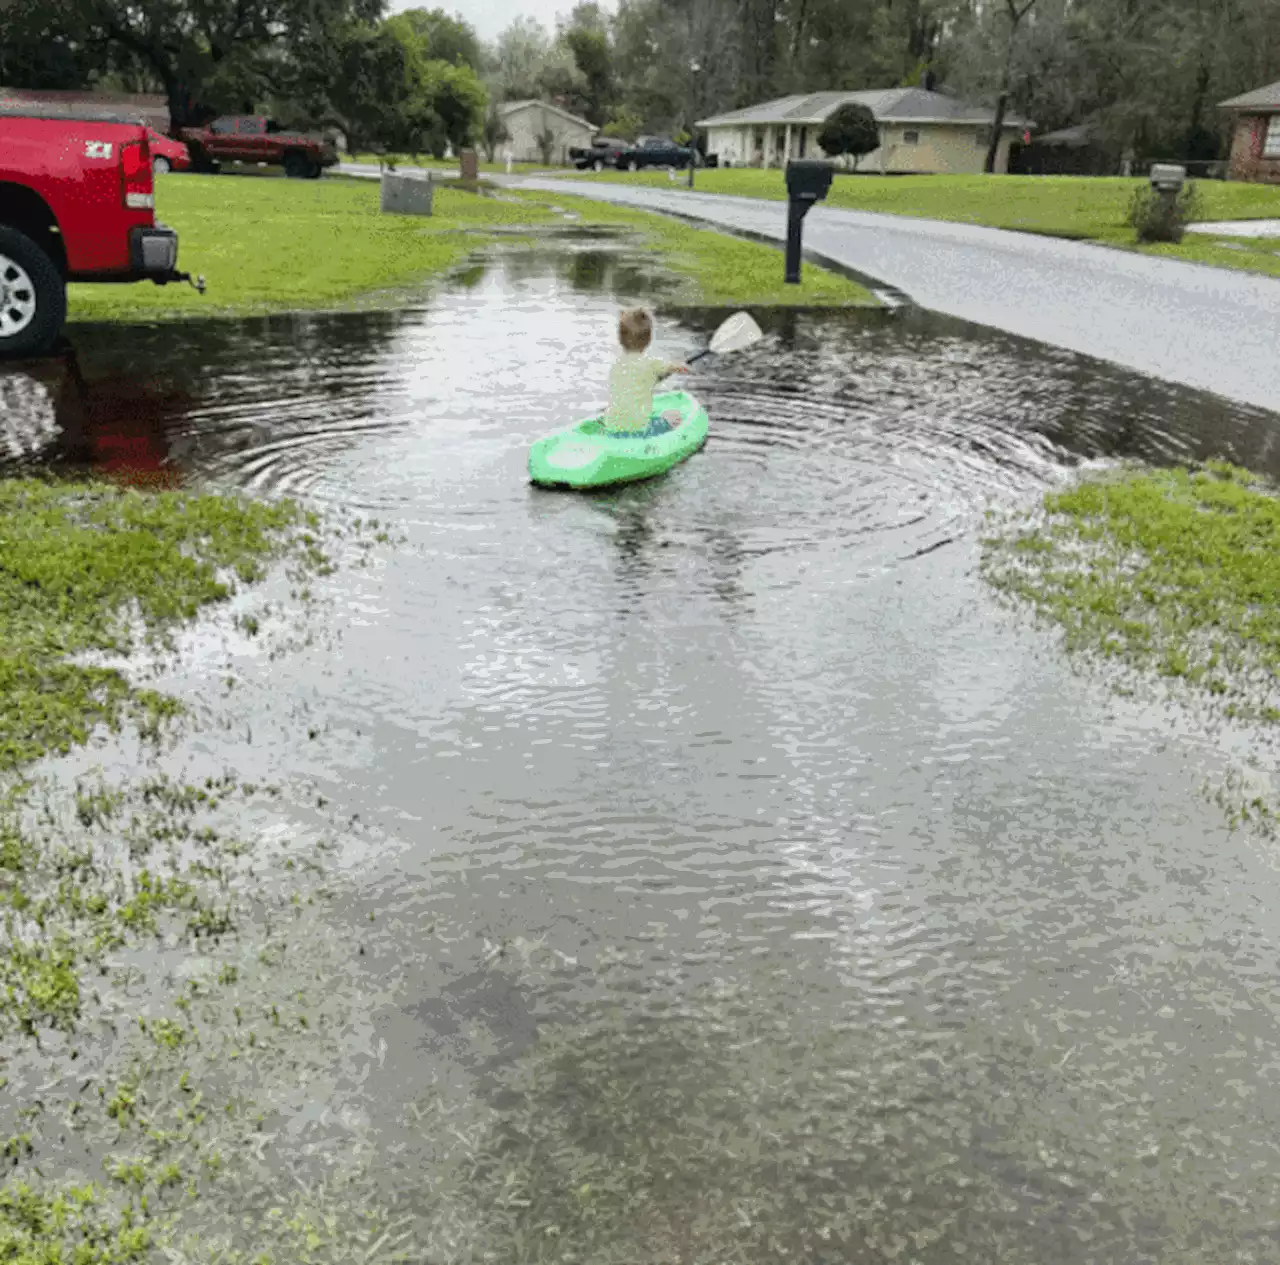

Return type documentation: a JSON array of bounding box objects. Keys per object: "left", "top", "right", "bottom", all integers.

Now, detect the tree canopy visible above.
[
  {"left": 818, "top": 103, "right": 881, "bottom": 165},
  {"left": 3, "top": 0, "right": 1279, "bottom": 164}
]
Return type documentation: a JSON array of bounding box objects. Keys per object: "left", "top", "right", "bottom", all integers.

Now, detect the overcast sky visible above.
[{"left": 386, "top": 0, "right": 614, "bottom": 42}]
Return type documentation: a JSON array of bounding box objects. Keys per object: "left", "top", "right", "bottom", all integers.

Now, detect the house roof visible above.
[
  {"left": 1219, "top": 80, "right": 1280, "bottom": 112},
  {"left": 697, "top": 87, "right": 1026, "bottom": 131},
  {"left": 499, "top": 99, "right": 594, "bottom": 130}
]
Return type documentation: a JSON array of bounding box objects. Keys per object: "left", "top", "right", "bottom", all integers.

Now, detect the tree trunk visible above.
[
  {"left": 166, "top": 79, "right": 200, "bottom": 131},
  {"left": 985, "top": 0, "right": 1035, "bottom": 174},
  {"left": 985, "top": 90, "right": 1008, "bottom": 174},
  {"left": 789, "top": 0, "right": 810, "bottom": 77}
]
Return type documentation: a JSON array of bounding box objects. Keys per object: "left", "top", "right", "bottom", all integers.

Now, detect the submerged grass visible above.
[
  {"left": 0, "top": 471, "right": 403, "bottom": 1262},
  {"left": 0, "top": 479, "right": 324, "bottom": 772},
  {"left": 982, "top": 461, "right": 1280, "bottom": 719},
  {"left": 0, "top": 771, "right": 372, "bottom": 1264}
]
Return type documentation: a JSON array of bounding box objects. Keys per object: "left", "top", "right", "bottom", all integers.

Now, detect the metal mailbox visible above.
[
  {"left": 1149, "top": 163, "right": 1186, "bottom": 193},
  {"left": 785, "top": 159, "right": 835, "bottom": 202},
  {"left": 783, "top": 160, "right": 835, "bottom": 284}
]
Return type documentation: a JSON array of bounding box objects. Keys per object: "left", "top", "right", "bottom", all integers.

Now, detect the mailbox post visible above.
[
  {"left": 1148, "top": 163, "right": 1186, "bottom": 241},
  {"left": 783, "top": 160, "right": 834, "bottom": 284}
]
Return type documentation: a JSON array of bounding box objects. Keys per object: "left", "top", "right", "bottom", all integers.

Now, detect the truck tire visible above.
[
  {"left": 283, "top": 151, "right": 310, "bottom": 179},
  {"left": 153, "top": 156, "right": 171, "bottom": 175},
  {"left": 0, "top": 225, "right": 66, "bottom": 358},
  {"left": 593, "top": 158, "right": 604, "bottom": 172},
  {"left": 305, "top": 162, "right": 322, "bottom": 180},
  {"left": 627, "top": 158, "right": 638, "bottom": 171}
]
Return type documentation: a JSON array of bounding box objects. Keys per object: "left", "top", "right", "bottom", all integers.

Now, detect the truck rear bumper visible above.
[
  {"left": 127, "top": 223, "right": 203, "bottom": 291},
  {"left": 65, "top": 224, "right": 203, "bottom": 293},
  {"left": 130, "top": 224, "right": 180, "bottom": 279}
]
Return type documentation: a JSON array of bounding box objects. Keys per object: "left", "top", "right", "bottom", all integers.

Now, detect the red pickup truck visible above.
[
  {"left": 177, "top": 116, "right": 339, "bottom": 179},
  {"left": 0, "top": 109, "right": 203, "bottom": 356}
]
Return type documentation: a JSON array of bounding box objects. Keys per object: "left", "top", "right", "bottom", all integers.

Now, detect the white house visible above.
[
  {"left": 697, "top": 87, "right": 1028, "bottom": 174},
  {"left": 499, "top": 100, "right": 595, "bottom": 166}
]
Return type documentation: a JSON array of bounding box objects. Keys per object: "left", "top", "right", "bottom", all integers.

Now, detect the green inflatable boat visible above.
[{"left": 528, "top": 390, "right": 710, "bottom": 490}]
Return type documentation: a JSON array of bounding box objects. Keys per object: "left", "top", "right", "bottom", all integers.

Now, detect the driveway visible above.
[{"left": 510, "top": 177, "right": 1280, "bottom": 414}]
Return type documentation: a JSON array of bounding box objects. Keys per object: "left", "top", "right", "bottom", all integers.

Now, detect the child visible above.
[{"left": 604, "top": 307, "right": 689, "bottom": 436}]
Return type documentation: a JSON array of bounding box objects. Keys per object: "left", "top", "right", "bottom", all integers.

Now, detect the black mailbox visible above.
[
  {"left": 783, "top": 160, "right": 834, "bottom": 283},
  {"left": 785, "top": 159, "right": 834, "bottom": 202}
]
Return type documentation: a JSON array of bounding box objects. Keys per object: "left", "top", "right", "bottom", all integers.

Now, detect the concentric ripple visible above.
[{"left": 5, "top": 241, "right": 1280, "bottom": 1262}]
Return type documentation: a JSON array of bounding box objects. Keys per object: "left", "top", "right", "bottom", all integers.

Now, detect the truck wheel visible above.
[
  {"left": 305, "top": 162, "right": 322, "bottom": 179},
  {"left": 0, "top": 225, "right": 66, "bottom": 358},
  {"left": 593, "top": 158, "right": 604, "bottom": 172},
  {"left": 283, "top": 152, "right": 309, "bottom": 179},
  {"left": 627, "top": 159, "right": 638, "bottom": 172},
  {"left": 153, "top": 156, "right": 171, "bottom": 175}
]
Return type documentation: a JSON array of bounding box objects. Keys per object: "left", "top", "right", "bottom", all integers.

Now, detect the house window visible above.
[
  {"left": 976, "top": 126, "right": 993, "bottom": 147},
  {"left": 1265, "top": 116, "right": 1280, "bottom": 158},
  {"left": 903, "top": 129, "right": 920, "bottom": 145}
]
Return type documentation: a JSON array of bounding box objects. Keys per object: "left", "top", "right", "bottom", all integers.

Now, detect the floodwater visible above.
[{"left": 6, "top": 238, "right": 1280, "bottom": 1263}]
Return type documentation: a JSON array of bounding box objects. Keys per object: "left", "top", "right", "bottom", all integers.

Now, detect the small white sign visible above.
[{"left": 84, "top": 141, "right": 114, "bottom": 160}]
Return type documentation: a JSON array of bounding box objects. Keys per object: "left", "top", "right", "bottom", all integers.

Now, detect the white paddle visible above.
[{"left": 683, "top": 311, "right": 764, "bottom": 369}]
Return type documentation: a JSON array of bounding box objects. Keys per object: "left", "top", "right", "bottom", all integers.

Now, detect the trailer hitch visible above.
[{"left": 156, "top": 270, "right": 206, "bottom": 294}]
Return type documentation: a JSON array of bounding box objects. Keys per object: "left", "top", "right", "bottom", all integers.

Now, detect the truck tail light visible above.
[{"left": 121, "top": 139, "right": 155, "bottom": 211}]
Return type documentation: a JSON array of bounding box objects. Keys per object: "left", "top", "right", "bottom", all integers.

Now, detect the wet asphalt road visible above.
[{"left": 509, "top": 176, "right": 1280, "bottom": 414}]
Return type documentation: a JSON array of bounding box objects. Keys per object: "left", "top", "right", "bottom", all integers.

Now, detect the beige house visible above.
[
  {"left": 697, "top": 88, "right": 1027, "bottom": 174},
  {"left": 499, "top": 100, "right": 594, "bottom": 166},
  {"left": 1220, "top": 80, "right": 1280, "bottom": 184}
]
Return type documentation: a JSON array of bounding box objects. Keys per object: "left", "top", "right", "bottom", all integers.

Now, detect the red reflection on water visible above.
[
  {"left": 8, "top": 345, "right": 192, "bottom": 488},
  {"left": 71, "top": 369, "right": 189, "bottom": 489}
]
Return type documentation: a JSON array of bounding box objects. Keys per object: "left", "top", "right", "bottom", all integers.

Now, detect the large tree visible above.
[
  {"left": 562, "top": 25, "right": 613, "bottom": 125},
  {"left": 489, "top": 16, "right": 554, "bottom": 100},
  {"left": 385, "top": 7, "right": 482, "bottom": 70},
  {"left": 21, "top": 0, "right": 383, "bottom": 127}
]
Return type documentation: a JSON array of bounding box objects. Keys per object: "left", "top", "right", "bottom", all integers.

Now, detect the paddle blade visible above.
[{"left": 707, "top": 311, "right": 763, "bottom": 356}]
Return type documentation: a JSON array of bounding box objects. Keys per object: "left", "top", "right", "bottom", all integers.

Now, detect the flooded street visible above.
[{"left": 6, "top": 238, "right": 1280, "bottom": 1262}]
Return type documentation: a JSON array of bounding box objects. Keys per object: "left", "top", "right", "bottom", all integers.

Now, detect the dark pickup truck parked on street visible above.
[
  {"left": 613, "top": 136, "right": 695, "bottom": 170},
  {"left": 177, "top": 116, "right": 338, "bottom": 178},
  {"left": 569, "top": 137, "right": 629, "bottom": 170},
  {"left": 0, "top": 108, "right": 203, "bottom": 355}
]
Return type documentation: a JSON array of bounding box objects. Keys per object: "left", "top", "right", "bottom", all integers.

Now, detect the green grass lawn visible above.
[
  {"left": 68, "top": 175, "right": 565, "bottom": 322},
  {"left": 67, "top": 173, "right": 874, "bottom": 324},
  {"left": 561, "top": 168, "right": 1280, "bottom": 276},
  {"left": 983, "top": 461, "right": 1280, "bottom": 714},
  {"left": 1144, "top": 232, "right": 1280, "bottom": 279}
]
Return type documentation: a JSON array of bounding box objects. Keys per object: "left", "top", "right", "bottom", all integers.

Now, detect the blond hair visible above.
[{"left": 618, "top": 307, "right": 653, "bottom": 352}]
